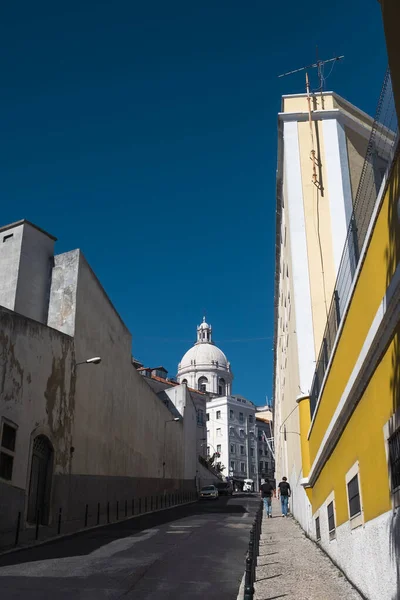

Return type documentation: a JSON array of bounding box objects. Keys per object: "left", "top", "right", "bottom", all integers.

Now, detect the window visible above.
[
  {"left": 259, "top": 448, "right": 262, "bottom": 455},
  {"left": 207, "top": 446, "right": 210, "bottom": 456},
  {"left": 249, "top": 431, "right": 254, "bottom": 439},
  {"left": 198, "top": 376, "right": 208, "bottom": 392},
  {"left": 206, "top": 413, "right": 210, "bottom": 421},
  {"left": 182, "top": 379, "right": 188, "bottom": 385},
  {"left": 345, "top": 462, "right": 363, "bottom": 528},
  {"left": 0, "top": 422, "right": 17, "bottom": 481},
  {"left": 240, "top": 462, "right": 245, "bottom": 473},
  {"left": 3, "top": 233, "right": 13, "bottom": 243},
  {"left": 229, "top": 427, "right": 234, "bottom": 437},
  {"left": 216, "top": 428, "right": 222, "bottom": 437},
  {"left": 327, "top": 500, "right": 335, "bottom": 538},
  {"left": 250, "top": 447, "right": 254, "bottom": 457},
  {"left": 218, "top": 378, "right": 226, "bottom": 396},
  {"left": 248, "top": 415, "right": 254, "bottom": 424},
  {"left": 239, "top": 412, "right": 244, "bottom": 423},
  {"left": 240, "top": 445, "right": 245, "bottom": 455},
  {"left": 347, "top": 475, "right": 361, "bottom": 518},
  {"left": 239, "top": 429, "right": 244, "bottom": 438},
  {"left": 315, "top": 516, "right": 321, "bottom": 541},
  {"left": 216, "top": 444, "right": 221, "bottom": 454},
  {"left": 230, "top": 444, "right": 235, "bottom": 454},
  {"left": 230, "top": 460, "right": 235, "bottom": 471},
  {"left": 389, "top": 428, "right": 400, "bottom": 491},
  {"left": 259, "top": 461, "right": 263, "bottom": 472},
  {"left": 251, "top": 465, "right": 256, "bottom": 474},
  {"left": 230, "top": 409, "right": 234, "bottom": 420},
  {"left": 384, "top": 413, "right": 400, "bottom": 508},
  {"left": 197, "top": 410, "right": 204, "bottom": 425},
  {"left": 216, "top": 411, "right": 221, "bottom": 420}
]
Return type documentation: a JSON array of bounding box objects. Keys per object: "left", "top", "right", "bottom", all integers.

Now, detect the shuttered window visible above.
[
  {"left": 315, "top": 516, "right": 321, "bottom": 541},
  {"left": 327, "top": 501, "right": 335, "bottom": 533},
  {"left": 389, "top": 428, "right": 400, "bottom": 490},
  {"left": 347, "top": 475, "right": 361, "bottom": 517}
]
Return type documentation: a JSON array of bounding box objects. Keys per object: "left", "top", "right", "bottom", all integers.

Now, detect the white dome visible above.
[
  {"left": 177, "top": 319, "right": 233, "bottom": 396},
  {"left": 179, "top": 343, "right": 228, "bottom": 371}
]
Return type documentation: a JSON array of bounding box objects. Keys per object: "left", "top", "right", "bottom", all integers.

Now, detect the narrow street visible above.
[{"left": 0, "top": 494, "right": 259, "bottom": 600}]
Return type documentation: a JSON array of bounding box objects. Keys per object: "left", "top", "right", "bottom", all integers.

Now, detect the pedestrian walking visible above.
[
  {"left": 260, "top": 478, "right": 275, "bottom": 518},
  {"left": 277, "top": 477, "right": 291, "bottom": 517}
]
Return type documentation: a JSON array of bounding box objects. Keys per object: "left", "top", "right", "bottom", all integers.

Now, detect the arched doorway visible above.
[{"left": 27, "top": 435, "right": 53, "bottom": 524}]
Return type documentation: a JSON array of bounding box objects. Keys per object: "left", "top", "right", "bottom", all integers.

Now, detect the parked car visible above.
[
  {"left": 243, "top": 479, "right": 254, "bottom": 493},
  {"left": 216, "top": 481, "right": 233, "bottom": 496},
  {"left": 199, "top": 485, "right": 219, "bottom": 500}
]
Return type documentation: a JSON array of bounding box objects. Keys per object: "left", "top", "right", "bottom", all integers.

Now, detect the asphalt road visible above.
[{"left": 0, "top": 493, "right": 260, "bottom": 600}]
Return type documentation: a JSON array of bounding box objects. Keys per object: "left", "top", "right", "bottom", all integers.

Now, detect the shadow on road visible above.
[{"left": 0, "top": 494, "right": 259, "bottom": 568}]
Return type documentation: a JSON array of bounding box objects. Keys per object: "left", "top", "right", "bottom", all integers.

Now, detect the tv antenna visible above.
[{"left": 278, "top": 52, "right": 344, "bottom": 188}]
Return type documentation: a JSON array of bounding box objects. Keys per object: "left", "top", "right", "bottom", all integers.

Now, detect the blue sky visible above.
[{"left": 1, "top": 1, "right": 387, "bottom": 405}]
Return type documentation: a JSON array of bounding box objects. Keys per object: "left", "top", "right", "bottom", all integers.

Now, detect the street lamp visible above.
[
  {"left": 163, "top": 418, "right": 180, "bottom": 478},
  {"left": 76, "top": 357, "right": 102, "bottom": 366}
]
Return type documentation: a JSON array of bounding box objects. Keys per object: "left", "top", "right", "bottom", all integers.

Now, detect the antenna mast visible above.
[{"left": 279, "top": 54, "right": 344, "bottom": 189}]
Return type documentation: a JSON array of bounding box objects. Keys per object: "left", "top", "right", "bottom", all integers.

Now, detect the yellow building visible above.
[
  {"left": 276, "top": 4, "right": 400, "bottom": 598},
  {"left": 273, "top": 90, "right": 380, "bottom": 530}
]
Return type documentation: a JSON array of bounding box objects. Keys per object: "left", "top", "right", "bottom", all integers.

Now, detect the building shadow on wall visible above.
[{"left": 385, "top": 150, "right": 400, "bottom": 600}]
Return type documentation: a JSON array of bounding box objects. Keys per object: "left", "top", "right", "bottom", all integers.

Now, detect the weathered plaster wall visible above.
[
  {"left": 0, "top": 308, "right": 75, "bottom": 532},
  {"left": 66, "top": 252, "right": 186, "bottom": 487}
]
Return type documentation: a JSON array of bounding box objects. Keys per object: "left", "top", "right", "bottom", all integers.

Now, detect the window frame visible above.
[
  {"left": 315, "top": 514, "right": 321, "bottom": 541},
  {"left": 0, "top": 420, "right": 17, "bottom": 483},
  {"left": 216, "top": 410, "right": 221, "bottom": 420},
  {"left": 384, "top": 409, "right": 400, "bottom": 509},
  {"left": 345, "top": 461, "right": 363, "bottom": 529},
  {"left": 326, "top": 492, "right": 336, "bottom": 541},
  {"left": 240, "top": 462, "right": 245, "bottom": 473}
]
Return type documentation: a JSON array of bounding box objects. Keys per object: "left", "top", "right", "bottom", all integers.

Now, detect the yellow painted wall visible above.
[{"left": 308, "top": 152, "right": 400, "bottom": 523}]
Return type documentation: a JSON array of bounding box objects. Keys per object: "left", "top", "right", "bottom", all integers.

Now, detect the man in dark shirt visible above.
[
  {"left": 260, "top": 479, "right": 275, "bottom": 518},
  {"left": 277, "top": 477, "right": 291, "bottom": 517}
]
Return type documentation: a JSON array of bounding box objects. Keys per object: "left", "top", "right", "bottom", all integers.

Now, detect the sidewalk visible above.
[{"left": 254, "top": 499, "right": 362, "bottom": 600}]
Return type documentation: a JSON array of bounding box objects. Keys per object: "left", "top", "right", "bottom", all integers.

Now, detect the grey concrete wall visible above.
[
  {"left": 0, "top": 307, "right": 76, "bottom": 529},
  {"left": 165, "top": 385, "right": 197, "bottom": 480},
  {"left": 0, "top": 249, "right": 194, "bottom": 539},
  {"left": 15, "top": 224, "right": 55, "bottom": 323},
  {"left": 0, "top": 223, "right": 24, "bottom": 313},
  {"left": 47, "top": 250, "right": 80, "bottom": 336},
  {"left": 68, "top": 252, "right": 186, "bottom": 483}
]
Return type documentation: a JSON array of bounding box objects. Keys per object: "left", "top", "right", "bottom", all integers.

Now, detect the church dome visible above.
[
  {"left": 177, "top": 317, "right": 233, "bottom": 396},
  {"left": 179, "top": 343, "right": 228, "bottom": 371}
]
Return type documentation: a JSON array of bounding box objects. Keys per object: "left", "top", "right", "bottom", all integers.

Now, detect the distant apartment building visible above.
[{"left": 273, "top": 11, "right": 400, "bottom": 597}]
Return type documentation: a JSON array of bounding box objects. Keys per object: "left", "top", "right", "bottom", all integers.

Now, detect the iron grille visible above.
[
  {"left": 389, "top": 428, "right": 400, "bottom": 490},
  {"left": 310, "top": 68, "right": 398, "bottom": 416},
  {"left": 347, "top": 475, "right": 361, "bottom": 517},
  {"left": 327, "top": 501, "right": 335, "bottom": 533}
]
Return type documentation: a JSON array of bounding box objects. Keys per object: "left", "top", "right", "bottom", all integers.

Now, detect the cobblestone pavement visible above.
[{"left": 254, "top": 500, "right": 363, "bottom": 600}]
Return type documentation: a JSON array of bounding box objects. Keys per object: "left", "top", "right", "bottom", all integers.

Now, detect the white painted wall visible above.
[{"left": 314, "top": 507, "right": 397, "bottom": 600}]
